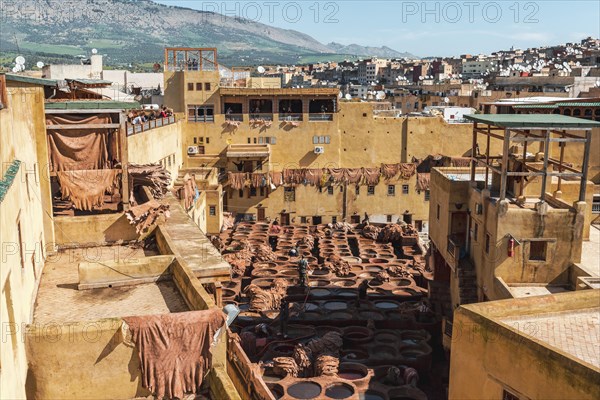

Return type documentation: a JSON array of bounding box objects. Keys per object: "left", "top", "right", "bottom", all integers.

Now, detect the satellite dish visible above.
[
  {"left": 257, "top": 66, "right": 265, "bottom": 74},
  {"left": 12, "top": 66, "right": 19, "bottom": 73},
  {"left": 345, "top": 93, "right": 352, "bottom": 100},
  {"left": 37, "top": 61, "right": 44, "bottom": 68},
  {"left": 91, "top": 48, "right": 98, "bottom": 54},
  {"left": 419, "top": 76, "right": 424, "bottom": 80},
  {"left": 15, "top": 56, "right": 25, "bottom": 65},
  {"left": 338, "top": 91, "right": 343, "bottom": 98},
  {"left": 376, "top": 91, "right": 386, "bottom": 100},
  {"left": 444, "top": 97, "right": 450, "bottom": 103}
]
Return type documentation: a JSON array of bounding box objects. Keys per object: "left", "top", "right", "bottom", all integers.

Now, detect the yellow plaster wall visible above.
[
  {"left": 54, "top": 213, "right": 139, "bottom": 246},
  {"left": 0, "top": 82, "right": 53, "bottom": 400},
  {"left": 449, "top": 291, "right": 600, "bottom": 400},
  {"left": 127, "top": 120, "right": 184, "bottom": 183}
]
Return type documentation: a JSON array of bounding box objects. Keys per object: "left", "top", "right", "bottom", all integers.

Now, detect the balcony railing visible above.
[
  {"left": 278, "top": 113, "right": 303, "bottom": 121},
  {"left": 126, "top": 116, "right": 176, "bottom": 136},
  {"left": 592, "top": 202, "right": 600, "bottom": 214},
  {"left": 249, "top": 113, "right": 274, "bottom": 122},
  {"left": 309, "top": 113, "right": 334, "bottom": 121},
  {"left": 188, "top": 115, "right": 214, "bottom": 123},
  {"left": 447, "top": 234, "right": 466, "bottom": 262},
  {"left": 224, "top": 114, "right": 244, "bottom": 122}
]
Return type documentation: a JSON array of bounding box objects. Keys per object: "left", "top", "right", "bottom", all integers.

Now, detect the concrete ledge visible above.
[
  {"left": 54, "top": 213, "right": 139, "bottom": 247},
  {"left": 78, "top": 255, "right": 175, "bottom": 289}
]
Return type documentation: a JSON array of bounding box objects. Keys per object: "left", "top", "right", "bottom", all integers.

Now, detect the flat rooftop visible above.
[
  {"left": 501, "top": 308, "right": 600, "bottom": 369},
  {"left": 463, "top": 290, "right": 600, "bottom": 371},
  {"left": 33, "top": 246, "right": 189, "bottom": 324},
  {"left": 465, "top": 113, "right": 600, "bottom": 129}
]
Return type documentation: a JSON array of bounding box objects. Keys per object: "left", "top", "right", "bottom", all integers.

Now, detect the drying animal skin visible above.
[
  {"left": 305, "top": 332, "right": 343, "bottom": 357},
  {"left": 273, "top": 357, "right": 300, "bottom": 378},
  {"left": 243, "top": 279, "right": 288, "bottom": 312},
  {"left": 223, "top": 247, "right": 253, "bottom": 277},
  {"left": 125, "top": 200, "right": 170, "bottom": 234},
  {"left": 297, "top": 234, "right": 315, "bottom": 249},
  {"left": 375, "top": 270, "right": 391, "bottom": 283},
  {"left": 362, "top": 224, "right": 381, "bottom": 240},
  {"left": 314, "top": 355, "right": 339, "bottom": 376},
  {"left": 323, "top": 255, "right": 351, "bottom": 277},
  {"left": 293, "top": 344, "right": 313, "bottom": 371},
  {"left": 252, "top": 244, "right": 277, "bottom": 262}
]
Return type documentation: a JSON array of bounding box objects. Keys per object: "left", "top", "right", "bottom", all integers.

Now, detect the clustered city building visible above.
[{"left": 1, "top": 39, "right": 599, "bottom": 400}]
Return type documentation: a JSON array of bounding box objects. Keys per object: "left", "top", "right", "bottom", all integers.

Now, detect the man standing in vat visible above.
[{"left": 297, "top": 255, "right": 308, "bottom": 287}]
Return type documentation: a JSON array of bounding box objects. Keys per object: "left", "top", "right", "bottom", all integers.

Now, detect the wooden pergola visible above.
[
  {"left": 465, "top": 114, "right": 600, "bottom": 203},
  {"left": 164, "top": 48, "right": 218, "bottom": 72}
]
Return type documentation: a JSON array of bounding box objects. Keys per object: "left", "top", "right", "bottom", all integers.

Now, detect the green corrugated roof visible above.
[
  {"left": 68, "top": 78, "right": 113, "bottom": 85},
  {"left": 465, "top": 114, "right": 600, "bottom": 128},
  {"left": 555, "top": 102, "right": 600, "bottom": 107},
  {"left": 3, "top": 73, "right": 57, "bottom": 86},
  {"left": 45, "top": 100, "right": 139, "bottom": 110},
  {"left": 512, "top": 104, "right": 558, "bottom": 109},
  {"left": 0, "top": 160, "right": 21, "bottom": 203}
]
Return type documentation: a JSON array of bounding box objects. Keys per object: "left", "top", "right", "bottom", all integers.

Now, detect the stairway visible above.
[{"left": 457, "top": 258, "right": 478, "bottom": 304}]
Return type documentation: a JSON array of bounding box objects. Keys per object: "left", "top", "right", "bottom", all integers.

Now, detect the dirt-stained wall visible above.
[
  {"left": 0, "top": 80, "right": 53, "bottom": 400},
  {"left": 449, "top": 291, "right": 600, "bottom": 400}
]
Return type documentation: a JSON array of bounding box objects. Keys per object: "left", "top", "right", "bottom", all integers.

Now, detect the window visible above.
[
  {"left": 388, "top": 185, "right": 395, "bottom": 196},
  {"left": 193, "top": 137, "right": 197, "bottom": 144},
  {"left": 402, "top": 184, "right": 409, "bottom": 194},
  {"left": 436, "top": 205, "right": 440, "bottom": 220},
  {"left": 424, "top": 190, "right": 430, "bottom": 201},
  {"left": 196, "top": 82, "right": 203, "bottom": 91},
  {"left": 313, "top": 136, "right": 319, "bottom": 144},
  {"left": 198, "top": 137, "right": 204, "bottom": 143},
  {"left": 332, "top": 216, "right": 337, "bottom": 224},
  {"left": 187, "top": 105, "right": 214, "bottom": 122},
  {"left": 238, "top": 189, "right": 244, "bottom": 198},
  {"left": 187, "top": 82, "right": 194, "bottom": 91},
  {"left": 386, "top": 215, "right": 393, "bottom": 223},
  {"left": 529, "top": 241, "right": 547, "bottom": 261},
  {"left": 284, "top": 187, "right": 295, "bottom": 202},
  {"left": 250, "top": 187, "right": 257, "bottom": 197},
  {"left": 367, "top": 186, "right": 375, "bottom": 195},
  {"left": 206, "top": 137, "right": 210, "bottom": 144},
  {"left": 300, "top": 217, "right": 307, "bottom": 224},
  {"left": 502, "top": 389, "right": 520, "bottom": 400},
  {"left": 473, "top": 223, "right": 479, "bottom": 241},
  {"left": 485, "top": 234, "right": 491, "bottom": 254},
  {"left": 209, "top": 206, "right": 216, "bottom": 216},
  {"left": 256, "top": 161, "right": 263, "bottom": 171},
  {"left": 355, "top": 186, "right": 360, "bottom": 195},
  {"left": 327, "top": 186, "right": 334, "bottom": 195},
  {"left": 259, "top": 187, "right": 265, "bottom": 196},
  {"left": 204, "top": 82, "right": 211, "bottom": 91}
]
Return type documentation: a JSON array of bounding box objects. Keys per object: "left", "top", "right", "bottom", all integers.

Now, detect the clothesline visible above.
[{"left": 227, "top": 162, "right": 424, "bottom": 190}]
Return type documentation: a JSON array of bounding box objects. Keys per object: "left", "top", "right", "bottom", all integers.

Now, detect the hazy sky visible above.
[{"left": 156, "top": 0, "right": 600, "bottom": 56}]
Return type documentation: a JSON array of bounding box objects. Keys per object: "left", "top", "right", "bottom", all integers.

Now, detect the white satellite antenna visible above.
[
  {"left": 345, "top": 93, "right": 352, "bottom": 100},
  {"left": 419, "top": 76, "right": 424, "bottom": 80},
  {"left": 12, "top": 66, "right": 19, "bottom": 73},
  {"left": 257, "top": 66, "right": 265, "bottom": 74},
  {"left": 376, "top": 91, "right": 386, "bottom": 100},
  {"left": 91, "top": 48, "right": 98, "bottom": 54},
  {"left": 15, "top": 56, "right": 25, "bottom": 66},
  {"left": 443, "top": 97, "right": 450, "bottom": 103},
  {"left": 37, "top": 61, "right": 44, "bottom": 69},
  {"left": 338, "top": 91, "right": 343, "bottom": 98}
]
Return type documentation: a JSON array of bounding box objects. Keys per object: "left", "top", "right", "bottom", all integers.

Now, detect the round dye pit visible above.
[
  {"left": 374, "top": 301, "right": 400, "bottom": 310},
  {"left": 287, "top": 381, "right": 322, "bottom": 399},
  {"left": 330, "top": 311, "right": 353, "bottom": 320},
  {"left": 363, "top": 390, "right": 386, "bottom": 400},
  {"left": 338, "top": 363, "right": 368, "bottom": 381},
  {"left": 268, "top": 383, "right": 284, "bottom": 399},
  {"left": 324, "top": 301, "right": 348, "bottom": 311},
  {"left": 311, "top": 288, "right": 331, "bottom": 297},
  {"left": 325, "top": 383, "right": 355, "bottom": 399}
]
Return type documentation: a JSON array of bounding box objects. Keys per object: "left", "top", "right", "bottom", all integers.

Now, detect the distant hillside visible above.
[
  {"left": 0, "top": 0, "right": 416, "bottom": 68},
  {"left": 327, "top": 42, "right": 417, "bottom": 59}
]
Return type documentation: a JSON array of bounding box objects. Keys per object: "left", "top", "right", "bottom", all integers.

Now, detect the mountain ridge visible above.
[{"left": 0, "top": 0, "right": 417, "bottom": 66}]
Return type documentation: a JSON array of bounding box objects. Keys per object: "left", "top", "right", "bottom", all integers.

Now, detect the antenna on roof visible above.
[
  {"left": 345, "top": 93, "right": 352, "bottom": 100},
  {"left": 257, "top": 66, "right": 265, "bottom": 74},
  {"left": 36, "top": 61, "right": 44, "bottom": 69},
  {"left": 91, "top": 48, "right": 98, "bottom": 54},
  {"left": 15, "top": 56, "right": 25, "bottom": 65}
]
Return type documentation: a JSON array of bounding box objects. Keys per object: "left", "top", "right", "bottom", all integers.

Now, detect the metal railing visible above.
[
  {"left": 249, "top": 113, "right": 274, "bottom": 121},
  {"left": 278, "top": 113, "right": 303, "bottom": 121},
  {"left": 592, "top": 202, "right": 600, "bottom": 214},
  {"left": 224, "top": 114, "right": 243, "bottom": 122},
  {"left": 308, "top": 113, "right": 334, "bottom": 121},
  {"left": 126, "top": 116, "right": 176, "bottom": 136},
  {"left": 188, "top": 115, "right": 215, "bottom": 123}
]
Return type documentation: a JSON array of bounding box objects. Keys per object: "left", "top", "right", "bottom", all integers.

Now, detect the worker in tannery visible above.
[{"left": 297, "top": 255, "right": 308, "bottom": 287}]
